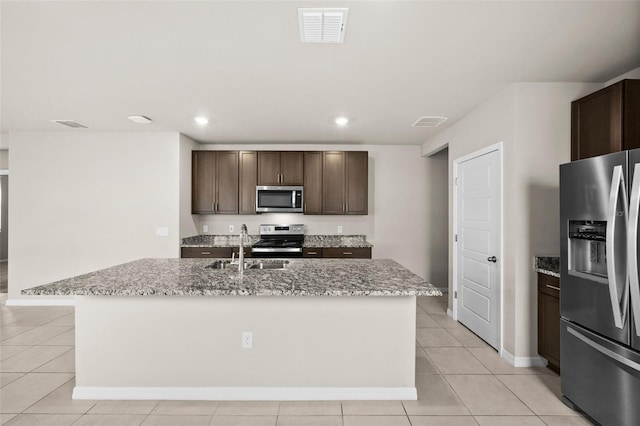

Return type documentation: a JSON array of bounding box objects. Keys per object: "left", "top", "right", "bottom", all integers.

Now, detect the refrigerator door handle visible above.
[
  {"left": 567, "top": 325, "right": 640, "bottom": 372},
  {"left": 607, "top": 165, "right": 629, "bottom": 329},
  {"left": 629, "top": 163, "right": 640, "bottom": 336}
]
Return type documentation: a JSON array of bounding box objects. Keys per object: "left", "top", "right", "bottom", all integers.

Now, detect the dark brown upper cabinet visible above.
[
  {"left": 239, "top": 151, "right": 257, "bottom": 214},
  {"left": 322, "top": 151, "right": 368, "bottom": 215},
  {"left": 257, "top": 151, "right": 304, "bottom": 185},
  {"left": 192, "top": 151, "right": 239, "bottom": 214},
  {"left": 571, "top": 79, "right": 640, "bottom": 161},
  {"left": 303, "top": 152, "right": 323, "bottom": 215}
]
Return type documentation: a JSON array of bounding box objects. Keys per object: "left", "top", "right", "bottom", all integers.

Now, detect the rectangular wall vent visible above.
[
  {"left": 52, "top": 120, "right": 89, "bottom": 129},
  {"left": 298, "top": 8, "right": 349, "bottom": 44},
  {"left": 412, "top": 116, "right": 448, "bottom": 128}
]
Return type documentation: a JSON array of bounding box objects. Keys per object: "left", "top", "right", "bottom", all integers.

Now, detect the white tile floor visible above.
[{"left": 0, "top": 294, "right": 593, "bottom": 426}]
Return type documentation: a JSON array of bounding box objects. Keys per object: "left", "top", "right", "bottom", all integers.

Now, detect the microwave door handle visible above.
[
  {"left": 629, "top": 163, "right": 640, "bottom": 336},
  {"left": 292, "top": 191, "right": 295, "bottom": 208},
  {"left": 607, "top": 165, "right": 629, "bottom": 329}
]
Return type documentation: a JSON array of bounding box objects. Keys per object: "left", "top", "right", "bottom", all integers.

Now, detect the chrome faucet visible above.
[{"left": 238, "top": 224, "right": 248, "bottom": 273}]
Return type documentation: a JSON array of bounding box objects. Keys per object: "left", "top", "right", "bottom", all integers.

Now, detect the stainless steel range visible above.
[{"left": 251, "top": 224, "right": 305, "bottom": 258}]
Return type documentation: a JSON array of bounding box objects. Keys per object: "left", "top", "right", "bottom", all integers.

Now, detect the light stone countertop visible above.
[
  {"left": 534, "top": 255, "right": 560, "bottom": 278},
  {"left": 180, "top": 234, "right": 373, "bottom": 248},
  {"left": 21, "top": 258, "right": 441, "bottom": 297}
]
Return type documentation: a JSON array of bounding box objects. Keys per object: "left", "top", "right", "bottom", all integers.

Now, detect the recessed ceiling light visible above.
[
  {"left": 335, "top": 117, "right": 349, "bottom": 126},
  {"left": 194, "top": 116, "right": 209, "bottom": 125},
  {"left": 128, "top": 115, "right": 152, "bottom": 124}
]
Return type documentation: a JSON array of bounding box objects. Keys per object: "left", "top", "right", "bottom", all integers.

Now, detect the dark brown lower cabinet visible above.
[
  {"left": 538, "top": 273, "right": 560, "bottom": 374},
  {"left": 322, "top": 247, "right": 372, "bottom": 259},
  {"left": 181, "top": 247, "right": 233, "bottom": 258},
  {"left": 303, "top": 248, "right": 323, "bottom": 258}
]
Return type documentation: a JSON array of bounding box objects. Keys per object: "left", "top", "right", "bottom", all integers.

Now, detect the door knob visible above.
[{"left": 487, "top": 256, "right": 497, "bottom": 263}]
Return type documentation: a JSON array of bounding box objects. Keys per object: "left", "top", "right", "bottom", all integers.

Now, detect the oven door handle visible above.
[{"left": 251, "top": 247, "right": 303, "bottom": 253}]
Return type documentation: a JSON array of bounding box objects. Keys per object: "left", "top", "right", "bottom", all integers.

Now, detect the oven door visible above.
[
  {"left": 256, "top": 186, "right": 303, "bottom": 213},
  {"left": 251, "top": 247, "right": 303, "bottom": 258}
]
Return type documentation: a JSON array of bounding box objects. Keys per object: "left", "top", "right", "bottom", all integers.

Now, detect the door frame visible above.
[{"left": 452, "top": 141, "right": 504, "bottom": 351}]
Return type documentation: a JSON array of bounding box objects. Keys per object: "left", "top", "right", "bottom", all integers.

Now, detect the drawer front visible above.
[
  {"left": 538, "top": 273, "right": 560, "bottom": 297},
  {"left": 181, "top": 247, "right": 232, "bottom": 258},
  {"left": 323, "top": 247, "right": 371, "bottom": 259},
  {"left": 303, "top": 248, "right": 324, "bottom": 258}
]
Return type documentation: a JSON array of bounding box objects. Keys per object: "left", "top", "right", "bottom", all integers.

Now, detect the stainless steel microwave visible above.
[{"left": 256, "top": 186, "right": 304, "bottom": 213}]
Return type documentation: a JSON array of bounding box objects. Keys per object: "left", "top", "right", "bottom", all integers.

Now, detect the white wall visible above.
[
  {"left": 422, "top": 82, "right": 601, "bottom": 359},
  {"left": 605, "top": 66, "right": 640, "bottom": 86},
  {"left": 179, "top": 134, "right": 199, "bottom": 238},
  {"left": 424, "top": 148, "right": 449, "bottom": 290},
  {"left": 186, "top": 144, "right": 439, "bottom": 282},
  {"left": 8, "top": 132, "right": 182, "bottom": 300}
]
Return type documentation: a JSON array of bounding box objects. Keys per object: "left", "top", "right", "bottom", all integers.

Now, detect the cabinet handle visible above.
[
  {"left": 546, "top": 284, "right": 560, "bottom": 291},
  {"left": 212, "top": 202, "right": 215, "bottom": 212},
  {"left": 201, "top": 251, "right": 212, "bottom": 255},
  {"left": 343, "top": 252, "right": 353, "bottom": 255},
  {"left": 307, "top": 251, "right": 317, "bottom": 255}
]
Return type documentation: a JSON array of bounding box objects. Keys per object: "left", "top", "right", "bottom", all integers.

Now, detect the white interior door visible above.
[{"left": 455, "top": 147, "right": 501, "bottom": 349}]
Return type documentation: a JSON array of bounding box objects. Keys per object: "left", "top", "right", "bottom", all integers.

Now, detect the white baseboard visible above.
[
  {"left": 73, "top": 386, "right": 418, "bottom": 401},
  {"left": 500, "top": 348, "right": 548, "bottom": 368},
  {"left": 6, "top": 298, "right": 75, "bottom": 307}
]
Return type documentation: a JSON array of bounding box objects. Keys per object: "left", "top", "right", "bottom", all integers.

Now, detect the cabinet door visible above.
[
  {"left": 215, "top": 151, "right": 239, "bottom": 214},
  {"left": 322, "top": 247, "right": 371, "bottom": 258},
  {"left": 623, "top": 80, "right": 640, "bottom": 151},
  {"left": 303, "top": 152, "right": 323, "bottom": 214},
  {"left": 181, "top": 247, "right": 232, "bottom": 258},
  {"left": 303, "top": 248, "right": 323, "bottom": 258},
  {"left": 345, "top": 151, "right": 368, "bottom": 215},
  {"left": 192, "top": 151, "right": 216, "bottom": 214},
  {"left": 538, "top": 273, "right": 560, "bottom": 373},
  {"left": 571, "top": 82, "right": 623, "bottom": 161},
  {"left": 323, "top": 152, "right": 345, "bottom": 214},
  {"left": 281, "top": 151, "right": 304, "bottom": 185},
  {"left": 239, "top": 151, "right": 257, "bottom": 214},
  {"left": 257, "top": 152, "right": 281, "bottom": 185}
]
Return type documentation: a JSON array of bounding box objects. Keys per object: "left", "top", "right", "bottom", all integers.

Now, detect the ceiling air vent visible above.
[
  {"left": 411, "top": 116, "right": 448, "bottom": 128},
  {"left": 52, "top": 120, "right": 89, "bottom": 129},
  {"left": 298, "top": 8, "right": 349, "bottom": 44}
]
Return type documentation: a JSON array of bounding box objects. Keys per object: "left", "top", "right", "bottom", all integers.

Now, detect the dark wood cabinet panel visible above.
[
  {"left": 345, "top": 151, "right": 368, "bottom": 215},
  {"left": 257, "top": 151, "right": 303, "bottom": 185},
  {"left": 181, "top": 247, "right": 232, "bottom": 258},
  {"left": 239, "top": 151, "right": 257, "bottom": 214},
  {"left": 231, "top": 247, "right": 252, "bottom": 258},
  {"left": 303, "top": 248, "right": 323, "bottom": 258},
  {"left": 538, "top": 273, "right": 560, "bottom": 374},
  {"left": 281, "top": 151, "right": 304, "bottom": 185},
  {"left": 192, "top": 151, "right": 217, "bottom": 214},
  {"left": 257, "top": 151, "right": 281, "bottom": 185},
  {"left": 571, "top": 79, "right": 640, "bottom": 161},
  {"left": 303, "top": 152, "right": 323, "bottom": 214},
  {"left": 192, "top": 151, "right": 238, "bottom": 214},
  {"left": 216, "top": 151, "right": 239, "bottom": 214},
  {"left": 323, "top": 152, "right": 346, "bottom": 214},
  {"left": 322, "top": 247, "right": 371, "bottom": 258}
]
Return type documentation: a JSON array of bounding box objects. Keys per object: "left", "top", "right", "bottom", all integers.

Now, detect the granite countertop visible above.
[
  {"left": 22, "top": 258, "right": 440, "bottom": 297},
  {"left": 180, "top": 234, "right": 373, "bottom": 248},
  {"left": 535, "top": 256, "right": 560, "bottom": 278}
]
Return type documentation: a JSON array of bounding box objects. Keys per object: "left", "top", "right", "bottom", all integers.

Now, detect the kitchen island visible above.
[{"left": 22, "top": 258, "right": 441, "bottom": 401}]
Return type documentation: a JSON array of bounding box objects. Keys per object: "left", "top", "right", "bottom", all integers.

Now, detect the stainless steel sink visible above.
[
  {"left": 247, "top": 260, "right": 289, "bottom": 270},
  {"left": 206, "top": 260, "right": 232, "bottom": 270}
]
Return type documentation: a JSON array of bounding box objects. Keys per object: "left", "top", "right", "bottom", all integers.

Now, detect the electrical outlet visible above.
[
  {"left": 202, "top": 225, "right": 209, "bottom": 233},
  {"left": 242, "top": 331, "right": 253, "bottom": 349},
  {"left": 229, "top": 225, "right": 235, "bottom": 233},
  {"left": 337, "top": 226, "right": 343, "bottom": 234}
]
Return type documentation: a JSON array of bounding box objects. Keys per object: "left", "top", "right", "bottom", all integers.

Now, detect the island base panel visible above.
[{"left": 74, "top": 295, "right": 417, "bottom": 400}]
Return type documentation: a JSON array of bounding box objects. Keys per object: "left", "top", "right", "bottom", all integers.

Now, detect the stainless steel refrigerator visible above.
[{"left": 560, "top": 149, "right": 640, "bottom": 425}]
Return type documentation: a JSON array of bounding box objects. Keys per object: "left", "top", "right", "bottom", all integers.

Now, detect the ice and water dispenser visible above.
[{"left": 568, "top": 221, "right": 608, "bottom": 281}]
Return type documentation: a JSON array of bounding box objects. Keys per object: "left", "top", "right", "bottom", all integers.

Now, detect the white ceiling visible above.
[{"left": 2, "top": 1, "right": 639, "bottom": 145}]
